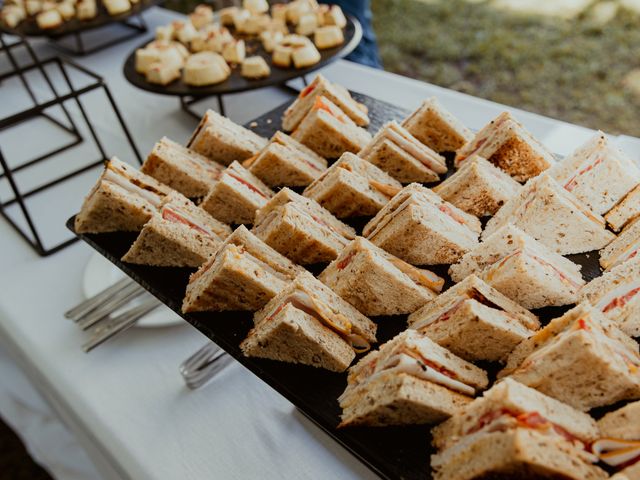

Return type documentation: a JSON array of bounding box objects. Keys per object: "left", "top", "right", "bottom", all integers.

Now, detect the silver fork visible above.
[
  {"left": 65, "top": 277, "right": 134, "bottom": 321},
  {"left": 180, "top": 342, "right": 233, "bottom": 389},
  {"left": 82, "top": 297, "right": 161, "bottom": 353},
  {"left": 76, "top": 284, "right": 147, "bottom": 330}
]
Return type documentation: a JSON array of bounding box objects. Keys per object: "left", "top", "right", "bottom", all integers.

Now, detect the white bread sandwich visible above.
[
  {"left": 122, "top": 192, "right": 231, "bottom": 267},
  {"left": 199, "top": 161, "right": 274, "bottom": 225},
  {"left": 593, "top": 400, "right": 640, "bottom": 480},
  {"left": 483, "top": 174, "right": 615, "bottom": 255},
  {"left": 338, "top": 330, "right": 488, "bottom": 427},
  {"left": 187, "top": 109, "right": 268, "bottom": 166},
  {"left": 318, "top": 237, "right": 445, "bottom": 316},
  {"left": 401, "top": 97, "right": 473, "bottom": 153},
  {"left": 244, "top": 131, "right": 327, "bottom": 187},
  {"left": 282, "top": 74, "right": 369, "bottom": 132},
  {"left": 357, "top": 121, "right": 447, "bottom": 184},
  {"left": 432, "top": 155, "right": 521, "bottom": 217},
  {"left": 499, "top": 303, "right": 640, "bottom": 411},
  {"left": 449, "top": 225, "right": 584, "bottom": 309},
  {"left": 362, "top": 183, "right": 481, "bottom": 265},
  {"left": 600, "top": 216, "right": 640, "bottom": 271},
  {"left": 549, "top": 132, "right": 640, "bottom": 216},
  {"left": 240, "top": 272, "right": 377, "bottom": 372},
  {"left": 303, "top": 152, "right": 402, "bottom": 218},
  {"left": 606, "top": 183, "right": 640, "bottom": 233},
  {"left": 408, "top": 275, "right": 539, "bottom": 362},
  {"left": 580, "top": 256, "right": 640, "bottom": 337},
  {"left": 252, "top": 188, "right": 356, "bottom": 264},
  {"left": 430, "top": 378, "right": 607, "bottom": 480},
  {"left": 291, "top": 96, "right": 372, "bottom": 159},
  {"left": 455, "top": 111, "right": 555, "bottom": 182},
  {"left": 75, "top": 157, "right": 172, "bottom": 234},
  {"left": 182, "top": 225, "right": 305, "bottom": 312},
  {"left": 140, "top": 137, "right": 224, "bottom": 199}
]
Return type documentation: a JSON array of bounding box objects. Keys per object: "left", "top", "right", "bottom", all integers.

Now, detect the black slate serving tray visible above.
[
  {"left": 67, "top": 92, "right": 617, "bottom": 479},
  {"left": 0, "top": 0, "right": 159, "bottom": 38},
  {"left": 123, "top": 15, "right": 362, "bottom": 97}
]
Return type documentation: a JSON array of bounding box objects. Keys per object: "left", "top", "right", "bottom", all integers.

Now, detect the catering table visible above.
[{"left": 1, "top": 7, "right": 639, "bottom": 480}]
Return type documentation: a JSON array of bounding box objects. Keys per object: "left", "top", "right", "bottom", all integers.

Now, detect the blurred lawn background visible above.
[{"left": 166, "top": 0, "right": 640, "bottom": 136}]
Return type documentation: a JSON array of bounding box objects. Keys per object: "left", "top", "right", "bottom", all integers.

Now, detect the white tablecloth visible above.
[{"left": 0, "top": 7, "right": 637, "bottom": 480}]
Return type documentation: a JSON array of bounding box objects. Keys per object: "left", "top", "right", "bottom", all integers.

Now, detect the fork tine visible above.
[
  {"left": 76, "top": 284, "right": 146, "bottom": 330},
  {"left": 65, "top": 277, "right": 133, "bottom": 321}
]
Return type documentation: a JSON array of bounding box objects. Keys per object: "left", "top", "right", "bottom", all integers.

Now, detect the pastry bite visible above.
[
  {"left": 222, "top": 38, "right": 245, "bottom": 64},
  {"left": 218, "top": 6, "right": 238, "bottom": 26},
  {"left": 183, "top": 51, "right": 231, "bottom": 86},
  {"left": 241, "top": 55, "right": 270, "bottom": 79},
  {"left": 456, "top": 111, "right": 555, "bottom": 182},
  {"left": 499, "top": 303, "right": 640, "bottom": 411},
  {"left": 76, "top": 0, "right": 97, "bottom": 20},
  {"left": 189, "top": 4, "right": 213, "bottom": 30},
  {"left": 182, "top": 226, "right": 305, "bottom": 313},
  {"left": 338, "top": 330, "right": 488, "bottom": 426},
  {"left": 103, "top": 0, "right": 131, "bottom": 16},
  {"left": 173, "top": 20, "right": 198, "bottom": 44},
  {"left": 401, "top": 96, "right": 473, "bottom": 152},
  {"left": 323, "top": 4, "right": 346, "bottom": 28},
  {"left": 243, "top": 0, "right": 269, "bottom": 15},
  {"left": 145, "top": 62, "right": 181, "bottom": 86},
  {"left": 291, "top": 41, "right": 320, "bottom": 68},
  {"left": 241, "top": 272, "right": 377, "bottom": 372},
  {"left": 260, "top": 29, "right": 284, "bottom": 52},
  {"left": 409, "top": 274, "right": 539, "bottom": 362},
  {"left": 36, "top": 8, "right": 62, "bottom": 29},
  {"left": 314, "top": 25, "right": 344, "bottom": 49},
  {"left": 433, "top": 155, "right": 521, "bottom": 217},
  {"left": 319, "top": 237, "right": 444, "bottom": 316},
  {"left": 56, "top": 1, "right": 75, "bottom": 20},
  {"left": 295, "top": 11, "right": 317, "bottom": 35},
  {"left": 135, "top": 40, "right": 185, "bottom": 74}
]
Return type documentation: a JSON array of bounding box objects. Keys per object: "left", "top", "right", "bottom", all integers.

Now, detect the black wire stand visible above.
[
  {"left": 0, "top": 34, "right": 142, "bottom": 256},
  {"left": 49, "top": 13, "right": 149, "bottom": 56}
]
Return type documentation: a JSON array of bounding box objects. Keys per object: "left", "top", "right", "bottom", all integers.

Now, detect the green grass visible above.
[{"left": 371, "top": 0, "right": 640, "bottom": 136}]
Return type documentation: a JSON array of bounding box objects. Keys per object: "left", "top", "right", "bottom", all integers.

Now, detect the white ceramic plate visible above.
[{"left": 82, "top": 252, "right": 184, "bottom": 328}]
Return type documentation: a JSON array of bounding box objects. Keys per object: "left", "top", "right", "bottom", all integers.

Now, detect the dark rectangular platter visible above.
[{"left": 67, "top": 92, "right": 618, "bottom": 479}]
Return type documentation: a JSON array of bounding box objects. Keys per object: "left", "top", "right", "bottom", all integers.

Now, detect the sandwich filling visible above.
[
  {"left": 595, "top": 280, "right": 640, "bottom": 315},
  {"left": 412, "top": 286, "right": 536, "bottom": 331},
  {"left": 225, "top": 170, "right": 271, "bottom": 199},
  {"left": 563, "top": 157, "right": 603, "bottom": 192},
  {"left": 592, "top": 438, "right": 640, "bottom": 468},
  {"left": 103, "top": 161, "right": 166, "bottom": 208},
  {"left": 263, "top": 287, "right": 371, "bottom": 353},
  {"left": 161, "top": 205, "right": 225, "bottom": 239},
  {"left": 483, "top": 248, "right": 583, "bottom": 291},
  {"left": 518, "top": 314, "right": 640, "bottom": 375},
  {"left": 340, "top": 345, "right": 477, "bottom": 400},
  {"left": 336, "top": 162, "right": 402, "bottom": 199},
  {"left": 335, "top": 246, "right": 444, "bottom": 293},
  {"left": 606, "top": 240, "right": 640, "bottom": 271},
  {"left": 459, "top": 408, "right": 597, "bottom": 463}
]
